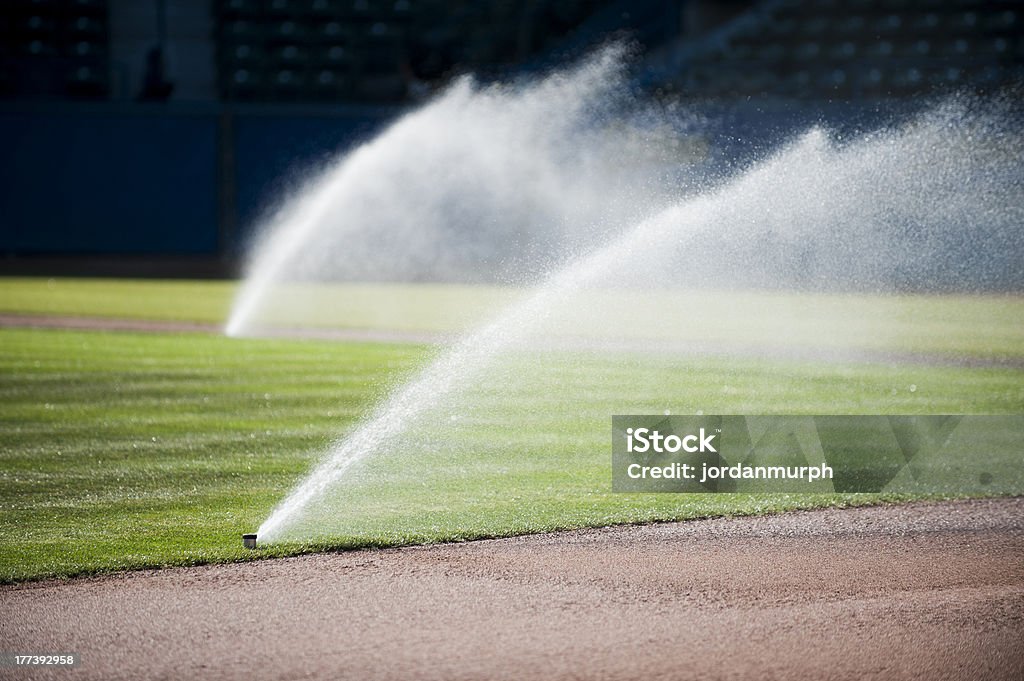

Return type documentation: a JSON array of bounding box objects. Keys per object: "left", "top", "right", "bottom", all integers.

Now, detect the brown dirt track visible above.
[{"left": 2, "top": 498, "right": 1022, "bottom": 681}]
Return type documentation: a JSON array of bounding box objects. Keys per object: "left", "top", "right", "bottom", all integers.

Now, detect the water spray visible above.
[{"left": 227, "top": 48, "right": 1023, "bottom": 544}]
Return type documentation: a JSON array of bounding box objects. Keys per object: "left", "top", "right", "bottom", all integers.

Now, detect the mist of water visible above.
[
  {"left": 229, "top": 49, "right": 1023, "bottom": 542},
  {"left": 226, "top": 45, "right": 693, "bottom": 337}
]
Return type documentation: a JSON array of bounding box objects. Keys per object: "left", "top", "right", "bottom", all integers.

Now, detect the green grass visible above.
[
  {"left": 3, "top": 277, "right": 1023, "bottom": 360},
  {"left": 0, "top": 277, "right": 236, "bottom": 324},
  {"left": 0, "top": 277, "right": 515, "bottom": 332},
  {"left": 0, "top": 277, "right": 1022, "bottom": 582}
]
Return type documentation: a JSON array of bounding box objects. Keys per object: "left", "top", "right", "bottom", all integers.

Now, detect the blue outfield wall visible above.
[
  {"left": 0, "top": 109, "right": 220, "bottom": 255},
  {"left": 0, "top": 104, "right": 390, "bottom": 257}
]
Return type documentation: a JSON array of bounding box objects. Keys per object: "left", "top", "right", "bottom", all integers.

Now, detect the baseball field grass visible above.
[{"left": 1, "top": 277, "right": 1021, "bottom": 582}]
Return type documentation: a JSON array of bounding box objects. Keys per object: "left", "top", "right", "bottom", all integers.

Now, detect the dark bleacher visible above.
[
  {"left": 215, "top": 0, "right": 614, "bottom": 103},
  {"left": 0, "top": 0, "right": 111, "bottom": 99},
  {"left": 664, "top": 0, "right": 1024, "bottom": 100}
]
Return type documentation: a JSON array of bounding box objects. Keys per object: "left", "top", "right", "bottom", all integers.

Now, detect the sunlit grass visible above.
[
  {"left": 2, "top": 324, "right": 1021, "bottom": 582},
  {"left": 0, "top": 277, "right": 1021, "bottom": 582},
  {"left": 2, "top": 277, "right": 1022, "bottom": 360}
]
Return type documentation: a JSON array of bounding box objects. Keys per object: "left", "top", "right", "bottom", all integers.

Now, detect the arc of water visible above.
[
  {"left": 226, "top": 154, "right": 365, "bottom": 338},
  {"left": 256, "top": 198, "right": 697, "bottom": 540},
  {"left": 255, "top": 126, "right": 850, "bottom": 540}
]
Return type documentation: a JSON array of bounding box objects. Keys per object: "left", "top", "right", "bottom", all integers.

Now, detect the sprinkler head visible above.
[{"left": 242, "top": 533, "right": 258, "bottom": 549}]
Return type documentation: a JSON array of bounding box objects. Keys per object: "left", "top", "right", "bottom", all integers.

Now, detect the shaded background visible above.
[{"left": 1, "top": 0, "right": 1021, "bottom": 277}]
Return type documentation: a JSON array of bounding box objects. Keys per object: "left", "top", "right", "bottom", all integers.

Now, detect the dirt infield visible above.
[{"left": 2, "top": 498, "right": 1022, "bottom": 680}]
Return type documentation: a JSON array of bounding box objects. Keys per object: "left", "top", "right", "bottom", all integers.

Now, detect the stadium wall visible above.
[{"left": 0, "top": 103, "right": 389, "bottom": 259}]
